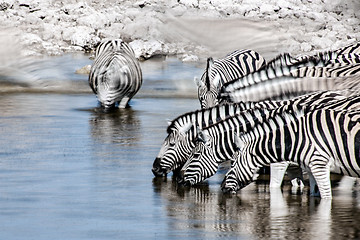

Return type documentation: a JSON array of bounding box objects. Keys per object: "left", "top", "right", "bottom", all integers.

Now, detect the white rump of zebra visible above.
[{"left": 89, "top": 39, "right": 143, "bottom": 109}]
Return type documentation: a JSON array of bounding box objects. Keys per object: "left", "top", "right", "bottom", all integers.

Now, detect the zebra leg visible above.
[
  {"left": 118, "top": 96, "right": 130, "bottom": 108},
  {"left": 270, "top": 162, "right": 289, "bottom": 188},
  {"left": 308, "top": 154, "right": 332, "bottom": 199}
]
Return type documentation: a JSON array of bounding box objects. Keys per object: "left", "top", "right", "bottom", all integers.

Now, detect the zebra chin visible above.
[
  {"left": 221, "top": 179, "right": 239, "bottom": 194},
  {"left": 180, "top": 178, "right": 195, "bottom": 186},
  {"left": 152, "top": 158, "right": 171, "bottom": 177}
]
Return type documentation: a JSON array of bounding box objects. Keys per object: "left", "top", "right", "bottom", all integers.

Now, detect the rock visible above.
[
  {"left": 75, "top": 64, "right": 91, "bottom": 75},
  {"left": 129, "top": 39, "right": 168, "bottom": 60}
]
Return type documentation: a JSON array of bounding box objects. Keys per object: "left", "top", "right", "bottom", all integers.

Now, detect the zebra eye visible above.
[{"left": 169, "top": 140, "right": 176, "bottom": 147}]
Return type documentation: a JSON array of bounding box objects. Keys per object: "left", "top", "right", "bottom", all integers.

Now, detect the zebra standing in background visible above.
[
  {"left": 179, "top": 94, "right": 360, "bottom": 187},
  {"left": 88, "top": 39, "right": 142, "bottom": 109},
  {"left": 195, "top": 49, "right": 266, "bottom": 108},
  {"left": 221, "top": 107, "right": 360, "bottom": 199}
]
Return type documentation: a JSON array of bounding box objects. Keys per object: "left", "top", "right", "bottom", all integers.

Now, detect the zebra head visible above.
[
  {"left": 221, "top": 135, "right": 257, "bottom": 194},
  {"left": 196, "top": 57, "right": 222, "bottom": 108},
  {"left": 180, "top": 128, "right": 220, "bottom": 185},
  {"left": 152, "top": 121, "right": 197, "bottom": 177}
]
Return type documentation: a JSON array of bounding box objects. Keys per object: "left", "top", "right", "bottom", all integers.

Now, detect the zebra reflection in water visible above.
[
  {"left": 89, "top": 108, "right": 141, "bottom": 146},
  {"left": 152, "top": 177, "right": 335, "bottom": 239}
]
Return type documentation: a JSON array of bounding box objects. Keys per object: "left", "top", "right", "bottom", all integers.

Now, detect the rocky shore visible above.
[{"left": 1, "top": 0, "right": 359, "bottom": 61}]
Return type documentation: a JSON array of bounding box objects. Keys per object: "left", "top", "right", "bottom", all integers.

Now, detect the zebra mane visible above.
[
  {"left": 166, "top": 102, "right": 236, "bottom": 134},
  {"left": 335, "top": 41, "right": 360, "bottom": 55}
]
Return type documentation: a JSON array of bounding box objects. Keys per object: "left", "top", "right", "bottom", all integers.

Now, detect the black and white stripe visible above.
[
  {"left": 220, "top": 43, "right": 360, "bottom": 103},
  {"left": 152, "top": 91, "right": 345, "bottom": 177},
  {"left": 195, "top": 49, "right": 266, "bottom": 108},
  {"left": 221, "top": 64, "right": 360, "bottom": 102},
  {"left": 179, "top": 92, "right": 357, "bottom": 186},
  {"left": 221, "top": 107, "right": 360, "bottom": 199},
  {"left": 89, "top": 39, "right": 142, "bottom": 109}
]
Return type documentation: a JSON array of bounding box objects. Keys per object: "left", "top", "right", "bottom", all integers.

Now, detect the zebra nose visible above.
[
  {"left": 152, "top": 158, "right": 166, "bottom": 177},
  {"left": 176, "top": 169, "right": 185, "bottom": 182}
]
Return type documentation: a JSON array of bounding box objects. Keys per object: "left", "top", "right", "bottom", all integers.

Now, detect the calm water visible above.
[{"left": 0, "top": 54, "right": 360, "bottom": 240}]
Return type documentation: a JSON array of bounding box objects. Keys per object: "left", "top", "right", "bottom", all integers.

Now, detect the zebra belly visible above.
[{"left": 313, "top": 130, "right": 360, "bottom": 178}]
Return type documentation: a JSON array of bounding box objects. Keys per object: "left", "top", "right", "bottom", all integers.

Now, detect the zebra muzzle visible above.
[{"left": 152, "top": 158, "right": 168, "bottom": 177}]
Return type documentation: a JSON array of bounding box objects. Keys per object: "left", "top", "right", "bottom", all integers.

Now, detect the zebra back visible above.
[
  {"left": 95, "top": 39, "right": 135, "bottom": 58},
  {"left": 88, "top": 39, "right": 142, "bottom": 108},
  {"left": 223, "top": 66, "right": 360, "bottom": 102},
  {"left": 335, "top": 41, "right": 360, "bottom": 55},
  {"left": 220, "top": 54, "right": 325, "bottom": 96}
]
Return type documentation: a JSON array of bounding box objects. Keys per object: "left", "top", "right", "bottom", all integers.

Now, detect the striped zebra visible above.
[
  {"left": 335, "top": 41, "right": 360, "bottom": 55},
  {"left": 266, "top": 41, "right": 360, "bottom": 67},
  {"left": 179, "top": 94, "right": 360, "bottom": 187},
  {"left": 152, "top": 101, "right": 275, "bottom": 177},
  {"left": 218, "top": 53, "right": 326, "bottom": 99},
  {"left": 152, "top": 90, "right": 345, "bottom": 177},
  {"left": 195, "top": 49, "right": 266, "bottom": 108},
  {"left": 221, "top": 107, "right": 360, "bottom": 199},
  {"left": 88, "top": 39, "right": 142, "bottom": 109},
  {"left": 221, "top": 63, "right": 360, "bottom": 103},
  {"left": 220, "top": 46, "right": 360, "bottom": 103}
]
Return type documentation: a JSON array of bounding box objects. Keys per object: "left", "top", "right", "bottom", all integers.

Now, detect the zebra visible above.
[
  {"left": 266, "top": 41, "right": 360, "bottom": 67},
  {"left": 221, "top": 64, "right": 360, "bottom": 103},
  {"left": 179, "top": 94, "right": 360, "bottom": 187},
  {"left": 221, "top": 107, "right": 360, "bottom": 199},
  {"left": 220, "top": 46, "right": 360, "bottom": 103},
  {"left": 152, "top": 90, "right": 346, "bottom": 178},
  {"left": 88, "top": 39, "right": 143, "bottom": 109},
  {"left": 195, "top": 49, "right": 266, "bottom": 108},
  {"left": 217, "top": 53, "right": 326, "bottom": 98},
  {"left": 152, "top": 101, "right": 278, "bottom": 177},
  {"left": 335, "top": 41, "right": 360, "bottom": 55}
]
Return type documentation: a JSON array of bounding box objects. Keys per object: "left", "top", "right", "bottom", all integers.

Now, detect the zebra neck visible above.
[{"left": 242, "top": 114, "right": 302, "bottom": 167}]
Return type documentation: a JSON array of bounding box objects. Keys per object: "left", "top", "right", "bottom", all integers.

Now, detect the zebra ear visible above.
[
  {"left": 207, "top": 57, "right": 214, "bottom": 69},
  {"left": 205, "top": 57, "right": 214, "bottom": 90},
  {"left": 167, "top": 119, "right": 172, "bottom": 126},
  {"left": 178, "top": 122, "right": 193, "bottom": 135}
]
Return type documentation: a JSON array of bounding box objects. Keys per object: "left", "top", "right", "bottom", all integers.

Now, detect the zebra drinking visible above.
[
  {"left": 180, "top": 94, "right": 360, "bottom": 187},
  {"left": 221, "top": 107, "right": 360, "bottom": 199},
  {"left": 195, "top": 49, "right": 266, "bottom": 108},
  {"left": 88, "top": 39, "right": 143, "bottom": 109},
  {"left": 152, "top": 90, "right": 345, "bottom": 178}
]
